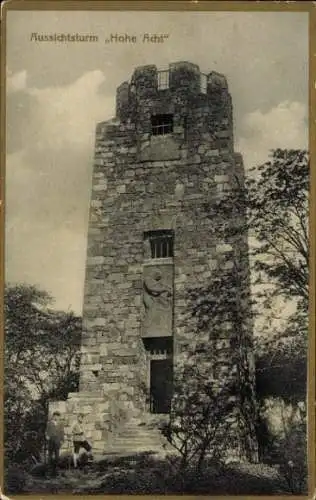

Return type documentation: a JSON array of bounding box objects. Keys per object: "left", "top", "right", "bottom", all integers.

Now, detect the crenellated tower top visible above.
[
  {"left": 116, "top": 61, "right": 229, "bottom": 120},
  {"left": 93, "top": 61, "right": 235, "bottom": 158}
]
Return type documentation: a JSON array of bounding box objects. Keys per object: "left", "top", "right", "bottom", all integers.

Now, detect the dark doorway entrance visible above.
[{"left": 150, "top": 359, "right": 173, "bottom": 414}]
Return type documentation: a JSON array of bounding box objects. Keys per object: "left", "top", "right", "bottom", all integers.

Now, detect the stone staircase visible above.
[
  {"left": 49, "top": 395, "right": 175, "bottom": 459},
  {"left": 49, "top": 391, "right": 133, "bottom": 455},
  {"left": 105, "top": 414, "right": 175, "bottom": 457}
]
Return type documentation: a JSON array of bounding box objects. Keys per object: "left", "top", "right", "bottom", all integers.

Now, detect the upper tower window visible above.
[
  {"left": 200, "top": 73, "right": 208, "bottom": 94},
  {"left": 151, "top": 114, "right": 174, "bottom": 136},
  {"left": 144, "top": 230, "right": 174, "bottom": 259},
  {"left": 157, "top": 70, "right": 169, "bottom": 90}
]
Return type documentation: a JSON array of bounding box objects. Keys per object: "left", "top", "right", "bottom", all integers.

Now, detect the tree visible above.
[
  {"left": 162, "top": 357, "right": 237, "bottom": 478},
  {"left": 247, "top": 149, "right": 308, "bottom": 313},
  {"left": 209, "top": 149, "right": 308, "bottom": 314},
  {"left": 176, "top": 149, "right": 309, "bottom": 478},
  {"left": 209, "top": 149, "right": 309, "bottom": 397},
  {"left": 162, "top": 262, "right": 258, "bottom": 477},
  {"left": 231, "top": 149, "right": 308, "bottom": 487},
  {"left": 5, "top": 284, "right": 81, "bottom": 397},
  {"left": 4, "top": 283, "right": 82, "bottom": 464},
  {"left": 255, "top": 311, "right": 307, "bottom": 406}
]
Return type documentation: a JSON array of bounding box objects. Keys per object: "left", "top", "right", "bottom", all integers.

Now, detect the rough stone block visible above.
[
  {"left": 93, "top": 182, "right": 108, "bottom": 192},
  {"left": 205, "top": 149, "right": 219, "bottom": 157},
  {"left": 208, "top": 259, "right": 217, "bottom": 270},
  {"left": 97, "top": 402, "right": 110, "bottom": 413},
  {"left": 216, "top": 243, "right": 233, "bottom": 253},
  {"left": 87, "top": 256, "right": 105, "bottom": 265},
  {"left": 99, "top": 344, "right": 108, "bottom": 356}
]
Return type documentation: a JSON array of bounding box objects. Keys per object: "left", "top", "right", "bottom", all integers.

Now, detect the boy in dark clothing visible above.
[{"left": 45, "top": 411, "right": 64, "bottom": 476}]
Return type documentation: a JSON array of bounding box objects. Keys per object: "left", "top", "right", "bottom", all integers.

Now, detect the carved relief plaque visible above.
[{"left": 142, "top": 264, "right": 174, "bottom": 338}]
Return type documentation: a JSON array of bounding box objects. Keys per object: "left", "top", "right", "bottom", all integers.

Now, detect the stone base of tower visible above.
[
  {"left": 48, "top": 393, "right": 258, "bottom": 463},
  {"left": 48, "top": 390, "right": 138, "bottom": 456},
  {"left": 48, "top": 397, "right": 176, "bottom": 459}
]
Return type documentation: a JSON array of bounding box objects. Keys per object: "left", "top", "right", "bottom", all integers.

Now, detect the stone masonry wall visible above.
[{"left": 81, "top": 63, "right": 235, "bottom": 395}]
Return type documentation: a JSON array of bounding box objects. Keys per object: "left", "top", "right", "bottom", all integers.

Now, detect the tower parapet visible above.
[
  {"left": 113, "top": 62, "right": 233, "bottom": 161},
  {"left": 116, "top": 62, "right": 229, "bottom": 110}
]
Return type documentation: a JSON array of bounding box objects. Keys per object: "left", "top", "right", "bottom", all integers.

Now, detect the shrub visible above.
[
  {"left": 5, "top": 465, "right": 28, "bottom": 494},
  {"left": 257, "top": 400, "right": 307, "bottom": 494}
]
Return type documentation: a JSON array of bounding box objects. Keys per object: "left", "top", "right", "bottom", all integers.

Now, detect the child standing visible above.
[
  {"left": 45, "top": 411, "right": 65, "bottom": 476},
  {"left": 71, "top": 413, "right": 93, "bottom": 468}
]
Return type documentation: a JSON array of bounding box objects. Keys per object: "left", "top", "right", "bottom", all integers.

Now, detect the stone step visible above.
[
  {"left": 115, "top": 428, "right": 161, "bottom": 435},
  {"left": 114, "top": 441, "right": 172, "bottom": 449},
  {"left": 116, "top": 437, "right": 165, "bottom": 445},
  {"left": 117, "top": 436, "right": 163, "bottom": 443},
  {"left": 111, "top": 448, "right": 173, "bottom": 455},
  {"left": 107, "top": 421, "right": 173, "bottom": 456},
  {"left": 106, "top": 444, "right": 163, "bottom": 452},
  {"left": 115, "top": 429, "right": 164, "bottom": 437},
  {"left": 109, "top": 444, "right": 164, "bottom": 451},
  {"left": 132, "top": 416, "right": 168, "bottom": 422},
  {"left": 111, "top": 432, "right": 164, "bottom": 440},
  {"left": 118, "top": 428, "right": 162, "bottom": 435},
  {"left": 122, "top": 423, "right": 163, "bottom": 428},
  {"left": 68, "top": 392, "right": 103, "bottom": 398},
  {"left": 110, "top": 433, "right": 165, "bottom": 441},
  {"left": 109, "top": 437, "right": 163, "bottom": 444},
  {"left": 68, "top": 398, "right": 106, "bottom": 404},
  {"left": 115, "top": 432, "right": 162, "bottom": 438},
  {"left": 129, "top": 422, "right": 167, "bottom": 430},
  {"left": 105, "top": 448, "right": 170, "bottom": 457}
]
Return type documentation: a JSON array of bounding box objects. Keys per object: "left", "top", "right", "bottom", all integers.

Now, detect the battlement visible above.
[{"left": 116, "top": 61, "right": 230, "bottom": 121}]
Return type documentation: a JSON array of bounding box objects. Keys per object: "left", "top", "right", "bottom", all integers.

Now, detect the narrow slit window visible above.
[
  {"left": 183, "top": 115, "right": 188, "bottom": 140},
  {"left": 144, "top": 230, "right": 174, "bottom": 259},
  {"left": 151, "top": 114, "right": 173, "bottom": 136},
  {"left": 157, "top": 70, "right": 169, "bottom": 90}
]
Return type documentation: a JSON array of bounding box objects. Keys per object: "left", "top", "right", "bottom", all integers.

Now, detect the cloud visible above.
[
  {"left": 4, "top": 71, "right": 116, "bottom": 312},
  {"left": 236, "top": 101, "right": 308, "bottom": 169},
  {"left": 7, "top": 69, "right": 27, "bottom": 93},
  {"left": 5, "top": 70, "right": 117, "bottom": 310},
  {"left": 5, "top": 148, "right": 89, "bottom": 314},
  {"left": 26, "top": 70, "right": 115, "bottom": 150},
  {"left": 5, "top": 70, "right": 117, "bottom": 226},
  {"left": 6, "top": 213, "right": 87, "bottom": 313}
]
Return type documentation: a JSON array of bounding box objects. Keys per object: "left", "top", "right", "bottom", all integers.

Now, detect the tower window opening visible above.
[
  {"left": 151, "top": 114, "right": 173, "bottom": 136},
  {"left": 200, "top": 73, "right": 208, "bottom": 94},
  {"left": 157, "top": 70, "right": 169, "bottom": 90},
  {"left": 144, "top": 230, "right": 174, "bottom": 259}
]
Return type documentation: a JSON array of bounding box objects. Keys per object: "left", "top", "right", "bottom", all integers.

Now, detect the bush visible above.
[
  {"left": 5, "top": 465, "right": 28, "bottom": 494},
  {"left": 257, "top": 400, "right": 307, "bottom": 494},
  {"left": 275, "top": 420, "right": 307, "bottom": 494}
]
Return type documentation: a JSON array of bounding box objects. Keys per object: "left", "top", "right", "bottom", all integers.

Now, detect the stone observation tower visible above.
[{"left": 50, "top": 62, "right": 258, "bottom": 461}]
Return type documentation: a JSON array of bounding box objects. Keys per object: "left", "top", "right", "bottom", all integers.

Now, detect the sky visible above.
[{"left": 5, "top": 10, "right": 309, "bottom": 315}]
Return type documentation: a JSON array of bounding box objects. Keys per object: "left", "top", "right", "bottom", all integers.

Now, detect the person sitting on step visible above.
[{"left": 71, "top": 413, "right": 93, "bottom": 468}]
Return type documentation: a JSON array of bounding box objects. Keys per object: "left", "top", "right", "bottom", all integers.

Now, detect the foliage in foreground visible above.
[
  {"left": 161, "top": 149, "right": 309, "bottom": 490},
  {"left": 5, "top": 452, "right": 302, "bottom": 495},
  {"left": 4, "top": 149, "right": 309, "bottom": 494},
  {"left": 4, "top": 284, "right": 81, "bottom": 466}
]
